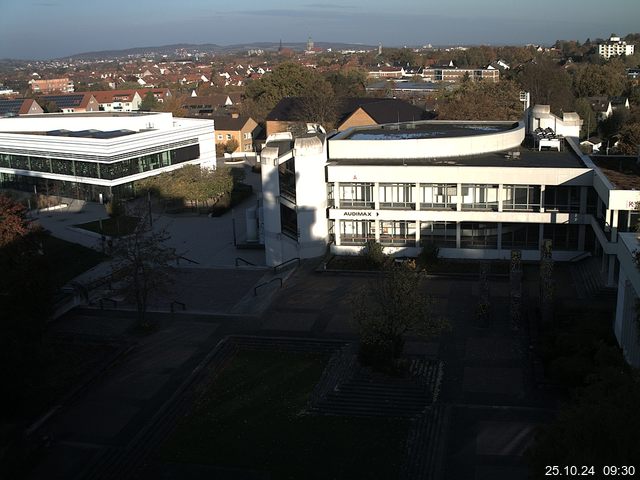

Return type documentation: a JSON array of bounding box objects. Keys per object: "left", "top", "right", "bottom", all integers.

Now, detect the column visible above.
[
  {"left": 611, "top": 209, "right": 619, "bottom": 242},
  {"left": 415, "top": 183, "right": 421, "bottom": 211},
  {"left": 456, "top": 222, "right": 461, "bottom": 249},
  {"left": 374, "top": 219, "right": 380, "bottom": 242},
  {"left": 497, "top": 223, "right": 503, "bottom": 251},
  {"left": 334, "top": 219, "right": 341, "bottom": 246},
  {"left": 539, "top": 185, "right": 545, "bottom": 213},
  {"left": 456, "top": 183, "right": 462, "bottom": 211},
  {"left": 498, "top": 184, "right": 504, "bottom": 212},
  {"left": 578, "top": 225, "right": 586, "bottom": 251},
  {"left": 373, "top": 182, "right": 380, "bottom": 210},
  {"left": 334, "top": 182, "right": 340, "bottom": 209},
  {"left": 415, "top": 220, "right": 420, "bottom": 247},
  {"left": 579, "top": 186, "right": 587, "bottom": 214},
  {"left": 538, "top": 224, "right": 544, "bottom": 255}
]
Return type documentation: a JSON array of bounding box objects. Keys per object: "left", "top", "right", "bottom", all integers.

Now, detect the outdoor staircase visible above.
[
  {"left": 401, "top": 404, "right": 449, "bottom": 480},
  {"left": 308, "top": 357, "right": 443, "bottom": 418},
  {"left": 570, "top": 257, "right": 617, "bottom": 300}
]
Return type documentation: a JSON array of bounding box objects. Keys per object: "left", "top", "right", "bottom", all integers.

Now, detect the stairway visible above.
[{"left": 571, "top": 256, "right": 617, "bottom": 300}]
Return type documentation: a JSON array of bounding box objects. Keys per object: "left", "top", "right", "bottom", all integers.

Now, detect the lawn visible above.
[
  {"left": 42, "top": 235, "right": 106, "bottom": 287},
  {"left": 160, "top": 349, "right": 409, "bottom": 479},
  {"left": 75, "top": 215, "right": 139, "bottom": 237}
]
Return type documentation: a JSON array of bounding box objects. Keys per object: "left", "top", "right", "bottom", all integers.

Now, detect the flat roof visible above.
[
  {"left": 330, "top": 146, "right": 586, "bottom": 169},
  {"left": 592, "top": 156, "right": 640, "bottom": 190},
  {"left": 337, "top": 121, "right": 517, "bottom": 141},
  {"left": 13, "top": 112, "right": 161, "bottom": 119}
]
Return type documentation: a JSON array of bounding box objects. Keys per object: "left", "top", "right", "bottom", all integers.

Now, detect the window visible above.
[
  {"left": 280, "top": 204, "right": 298, "bottom": 239},
  {"left": 226, "top": 134, "right": 232, "bottom": 140},
  {"left": 501, "top": 223, "right": 539, "bottom": 249},
  {"left": 340, "top": 220, "right": 375, "bottom": 245},
  {"left": 380, "top": 221, "right": 416, "bottom": 246},
  {"left": 278, "top": 158, "right": 296, "bottom": 202},
  {"left": 339, "top": 183, "right": 374, "bottom": 209},
  {"left": 421, "top": 221, "right": 457, "bottom": 247},
  {"left": 503, "top": 185, "right": 540, "bottom": 211},
  {"left": 460, "top": 222, "right": 498, "bottom": 249},
  {"left": 379, "top": 183, "right": 414, "bottom": 209},
  {"left": 543, "top": 224, "right": 579, "bottom": 250},
  {"left": 544, "top": 186, "right": 580, "bottom": 212},
  {"left": 461, "top": 184, "right": 499, "bottom": 210},
  {"left": 217, "top": 134, "right": 223, "bottom": 140},
  {"left": 420, "top": 184, "right": 457, "bottom": 210},
  {"left": 243, "top": 132, "right": 252, "bottom": 139}
]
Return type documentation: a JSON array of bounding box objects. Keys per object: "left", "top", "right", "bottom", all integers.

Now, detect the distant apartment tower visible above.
[
  {"left": 29, "top": 77, "right": 74, "bottom": 94},
  {"left": 598, "top": 34, "right": 635, "bottom": 59},
  {"left": 423, "top": 63, "right": 499, "bottom": 83}
]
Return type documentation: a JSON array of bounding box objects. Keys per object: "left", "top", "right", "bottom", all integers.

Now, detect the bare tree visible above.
[{"left": 111, "top": 213, "right": 176, "bottom": 328}]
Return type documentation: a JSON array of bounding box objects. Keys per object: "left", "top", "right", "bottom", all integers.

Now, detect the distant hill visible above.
[{"left": 61, "top": 42, "right": 378, "bottom": 61}]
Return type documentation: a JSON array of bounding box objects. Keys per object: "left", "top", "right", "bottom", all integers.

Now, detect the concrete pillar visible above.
[
  {"left": 415, "top": 182, "right": 421, "bottom": 211},
  {"left": 578, "top": 224, "right": 586, "bottom": 251},
  {"left": 497, "top": 222, "right": 503, "bottom": 250},
  {"left": 375, "top": 219, "right": 380, "bottom": 242},
  {"left": 498, "top": 183, "right": 504, "bottom": 212},
  {"left": 601, "top": 250, "right": 607, "bottom": 273},
  {"left": 538, "top": 223, "right": 544, "bottom": 254},
  {"left": 373, "top": 182, "right": 380, "bottom": 210},
  {"left": 415, "top": 220, "right": 420, "bottom": 246},
  {"left": 334, "top": 182, "right": 340, "bottom": 209},
  {"left": 456, "top": 222, "right": 461, "bottom": 249},
  {"left": 540, "top": 184, "right": 545, "bottom": 213},
  {"left": 456, "top": 183, "right": 462, "bottom": 212},
  {"left": 597, "top": 199, "right": 603, "bottom": 219},
  {"left": 614, "top": 271, "right": 627, "bottom": 341},
  {"left": 335, "top": 219, "right": 341, "bottom": 246},
  {"left": 579, "top": 186, "right": 587, "bottom": 215},
  {"left": 611, "top": 209, "right": 619, "bottom": 242}
]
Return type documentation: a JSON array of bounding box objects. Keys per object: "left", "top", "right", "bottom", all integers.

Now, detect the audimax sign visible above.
[{"left": 343, "top": 211, "right": 380, "bottom": 217}]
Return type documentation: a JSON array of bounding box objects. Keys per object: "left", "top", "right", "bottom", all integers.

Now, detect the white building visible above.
[
  {"left": 0, "top": 112, "right": 215, "bottom": 202},
  {"left": 258, "top": 106, "right": 640, "bottom": 368},
  {"left": 598, "top": 34, "right": 635, "bottom": 59}
]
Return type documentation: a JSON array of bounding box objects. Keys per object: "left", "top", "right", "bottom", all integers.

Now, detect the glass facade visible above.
[
  {"left": 0, "top": 144, "right": 200, "bottom": 181},
  {"left": 502, "top": 223, "right": 539, "bottom": 249},
  {"left": 544, "top": 186, "right": 581, "bottom": 212}
]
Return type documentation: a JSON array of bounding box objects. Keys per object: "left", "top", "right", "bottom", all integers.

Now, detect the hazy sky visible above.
[{"left": 1, "top": 0, "right": 639, "bottom": 59}]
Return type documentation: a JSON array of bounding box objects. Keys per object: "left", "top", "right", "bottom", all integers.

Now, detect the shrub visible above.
[{"left": 362, "top": 239, "right": 386, "bottom": 269}]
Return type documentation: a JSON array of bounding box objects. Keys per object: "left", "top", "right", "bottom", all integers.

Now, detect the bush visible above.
[
  {"left": 362, "top": 240, "right": 386, "bottom": 269},
  {"left": 105, "top": 200, "right": 125, "bottom": 218}
]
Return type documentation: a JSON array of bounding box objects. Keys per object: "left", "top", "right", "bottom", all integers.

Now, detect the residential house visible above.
[
  {"left": 39, "top": 93, "right": 100, "bottom": 113},
  {"left": 29, "top": 77, "right": 74, "bottom": 94},
  {"left": 265, "top": 97, "right": 429, "bottom": 136},
  {"left": 0, "top": 98, "right": 44, "bottom": 117},
  {"left": 92, "top": 90, "right": 143, "bottom": 112},
  {"left": 213, "top": 113, "right": 260, "bottom": 153},
  {"left": 598, "top": 34, "right": 635, "bottom": 59},
  {"left": 183, "top": 95, "right": 237, "bottom": 117}
]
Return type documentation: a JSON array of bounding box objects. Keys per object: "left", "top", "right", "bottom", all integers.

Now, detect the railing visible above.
[
  {"left": 176, "top": 255, "right": 199, "bottom": 265},
  {"left": 274, "top": 257, "right": 300, "bottom": 274},
  {"left": 235, "top": 257, "right": 256, "bottom": 267},
  {"left": 340, "top": 236, "right": 374, "bottom": 246},
  {"left": 170, "top": 300, "right": 186, "bottom": 312},
  {"left": 254, "top": 277, "right": 282, "bottom": 296},
  {"left": 380, "top": 237, "right": 417, "bottom": 247},
  {"left": 379, "top": 202, "right": 415, "bottom": 210},
  {"left": 339, "top": 200, "right": 375, "bottom": 209}
]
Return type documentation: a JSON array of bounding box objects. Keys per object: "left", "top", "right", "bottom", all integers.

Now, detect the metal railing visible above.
[
  {"left": 235, "top": 257, "right": 256, "bottom": 267},
  {"left": 273, "top": 257, "right": 300, "bottom": 274},
  {"left": 170, "top": 300, "right": 186, "bottom": 312},
  {"left": 254, "top": 277, "right": 283, "bottom": 296}
]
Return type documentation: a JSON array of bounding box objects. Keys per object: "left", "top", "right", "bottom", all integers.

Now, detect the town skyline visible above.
[{"left": 1, "top": 0, "right": 639, "bottom": 60}]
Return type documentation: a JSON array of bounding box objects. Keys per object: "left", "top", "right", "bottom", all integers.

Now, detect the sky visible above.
[{"left": 0, "top": 0, "right": 639, "bottom": 59}]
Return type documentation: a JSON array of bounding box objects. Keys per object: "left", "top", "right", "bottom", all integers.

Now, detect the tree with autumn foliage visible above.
[{"left": 437, "top": 79, "right": 523, "bottom": 121}]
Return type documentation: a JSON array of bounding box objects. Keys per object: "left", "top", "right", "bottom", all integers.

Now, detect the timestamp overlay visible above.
[{"left": 545, "top": 465, "right": 638, "bottom": 477}]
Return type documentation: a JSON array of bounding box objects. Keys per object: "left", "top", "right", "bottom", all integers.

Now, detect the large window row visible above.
[
  {"left": 0, "top": 144, "right": 200, "bottom": 181},
  {"left": 333, "top": 183, "right": 587, "bottom": 214},
  {"left": 334, "top": 220, "right": 581, "bottom": 251}
]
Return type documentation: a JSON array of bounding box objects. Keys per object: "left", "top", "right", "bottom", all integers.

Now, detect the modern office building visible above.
[
  {"left": 0, "top": 112, "right": 215, "bottom": 201},
  {"left": 258, "top": 106, "right": 640, "bottom": 367}
]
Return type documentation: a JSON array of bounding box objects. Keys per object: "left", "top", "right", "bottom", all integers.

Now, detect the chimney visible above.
[{"left": 231, "top": 112, "right": 239, "bottom": 119}]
